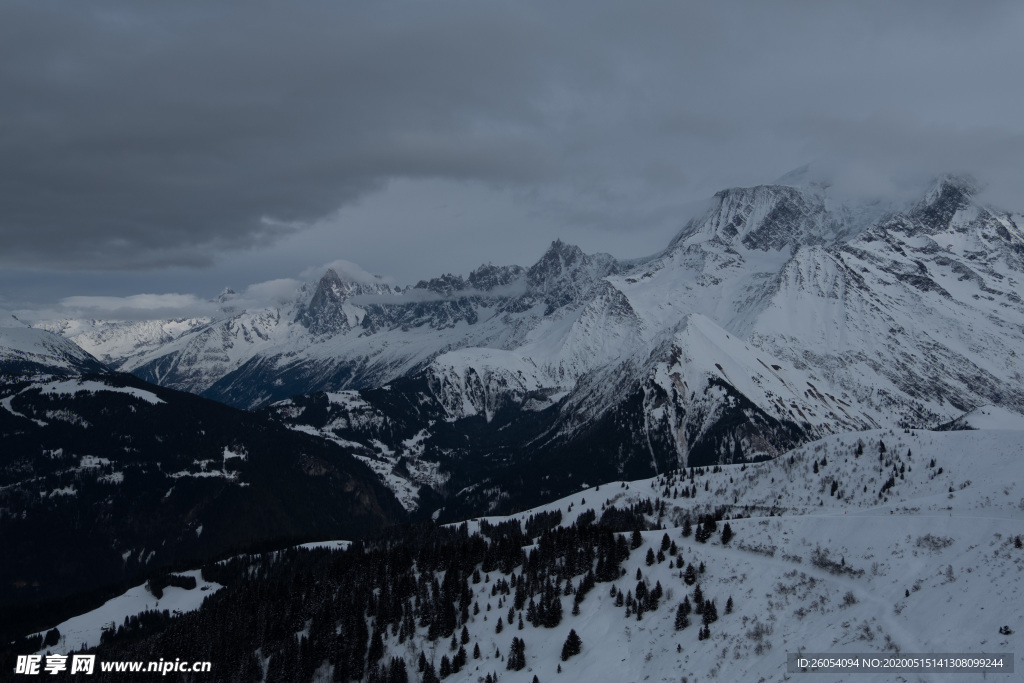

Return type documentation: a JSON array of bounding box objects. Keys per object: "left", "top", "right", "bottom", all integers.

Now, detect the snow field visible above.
[
  {"left": 32, "top": 571, "right": 221, "bottom": 656},
  {"left": 417, "top": 427, "right": 1023, "bottom": 682}
]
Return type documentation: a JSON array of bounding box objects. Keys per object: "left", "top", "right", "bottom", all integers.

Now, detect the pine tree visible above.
[
  {"left": 725, "top": 596, "right": 733, "bottom": 614},
  {"left": 368, "top": 628, "right": 384, "bottom": 664},
  {"left": 548, "top": 595, "right": 563, "bottom": 627},
  {"left": 507, "top": 637, "right": 526, "bottom": 670},
  {"left": 682, "top": 517, "right": 692, "bottom": 537},
  {"left": 461, "top": 625, "right": 470, "bottom": 644},
  {"left": 720, "top": 523, "right": 733, "bottom": 545},
  {"left": 645, "top": 548, "right": 656, "bottom": 566},
  {"left": 703, "top": 599, "right": 718, "bottom": 625},
  {"left": 422, "top": 661, "right": 440, "bottom": 683},
  {"left": 473, "top": 643, "right": 481, "bottom": 659},
  {"left": 560, "top": 629, "right": 583, "bottom": 660},
  {"left": 674, "top": 603, "right": 690, "bottom": 630},
  {"left": 439, "top": 655, "right": 451, "bottom": 679},
  {"left": 389, "top": 657, "right": 408, "bottom": 683},
  {"left": 631, "top": 529, "right": 644, "bottom": 549}
]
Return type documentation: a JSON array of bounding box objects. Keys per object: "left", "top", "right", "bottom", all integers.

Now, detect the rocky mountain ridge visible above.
[{"left": 25, "top": 174, "right": 1024, "bottom": 514}]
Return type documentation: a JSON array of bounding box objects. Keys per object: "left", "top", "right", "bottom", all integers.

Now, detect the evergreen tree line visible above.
[{"left": 64, "top": 508, "right": 647, "bottom": 682}]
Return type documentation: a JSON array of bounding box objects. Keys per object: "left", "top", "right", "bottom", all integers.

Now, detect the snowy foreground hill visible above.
[{"left": 19, "top": 425, "right": 1022, "bottom": 683}]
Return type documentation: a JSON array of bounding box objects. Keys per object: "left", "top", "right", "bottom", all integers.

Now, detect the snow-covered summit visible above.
[{"left": 0, "top": 323, "right": 107, "bottom": 376}]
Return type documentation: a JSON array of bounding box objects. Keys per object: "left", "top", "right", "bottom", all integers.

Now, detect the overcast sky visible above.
[{"left": 3, "top": 0, "right": 1023, "bottom": 315}]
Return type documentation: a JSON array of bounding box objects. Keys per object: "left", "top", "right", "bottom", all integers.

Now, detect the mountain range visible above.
[
  {"left": 4, "top": 169, "right": 1024, "bottom": 673},
  {"left": 19, "top": 172, "right": 1023, "bottom": 517}
]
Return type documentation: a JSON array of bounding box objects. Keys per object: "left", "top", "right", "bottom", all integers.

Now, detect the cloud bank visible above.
[{"left": 2, "top": 0, "right": 1023, "bottom": 291}]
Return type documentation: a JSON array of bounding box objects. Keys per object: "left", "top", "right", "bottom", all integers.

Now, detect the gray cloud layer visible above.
[{"left": 2, "top": 1, "right": 1023, "bottom": 278}]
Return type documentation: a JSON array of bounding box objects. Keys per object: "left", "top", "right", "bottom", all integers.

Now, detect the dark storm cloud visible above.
[
  {"left": 2, "top": 0, "right": 1023, "bottom": 275},
  {"left": 0, "top": 1, "right": 570, "bottom": 268}
]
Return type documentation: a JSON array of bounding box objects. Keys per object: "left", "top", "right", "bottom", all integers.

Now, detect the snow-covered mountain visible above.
[
  {"left": 29, "top": 173, "right": 1024, "bottom": 512},
  {"left": 0, "top": 323, "right": 108, "bottom": 376}
]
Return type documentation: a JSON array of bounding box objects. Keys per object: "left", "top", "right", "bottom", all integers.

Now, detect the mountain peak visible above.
[
  {"left": 910, "top": 174, "right": 979, "bottom": 229},
  {"left": 311, "top": 268, "right": 393, "bottom": 298},
  {"left": 529, "top": 240, "right": 585, "bottom": 278},
  {"left": 523, "top": 241, "right": 618, "bottom": 314},
  {"left": 297, "top": 269, "right": 365, "bottom": 335},
  {"left": 0, "top": 326, "right": 108, "bottom": 376},
  {"left": 466, "top": 263, "right": 525, "bottom": 291},
  {"left": 320, "top": 267, "right": 343, "bottom": 285},
  {"left": 921, "top": 173, "right": 979, "bottom": 204},
  {"left": 216, "top": 288, "right": 237, "bottom": 304},
  {"left": 669, "top": 184, "right": 837, "bottom": 252},
  {"left": 413, "top": 273, "right": 466, "bottom": 296}
]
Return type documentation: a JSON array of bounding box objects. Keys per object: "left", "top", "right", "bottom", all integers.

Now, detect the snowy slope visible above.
[
  {"left": 425, "top": 349, "right": 554, "bottom": 421},
  {"left": 938, "top": 404, "right": 1024, "bottom": 431},
  {"left": 31, "top": 571, "right": 221, "bottom": 655},
  {"left": 51, "top": 424, "right": 1024, "bottom": 683},
  {"left": 36, "top": 317, "right": 213, "bottom": 368},
  {"left": 0, "top": 325, "right": 108, "bottom": 376},
  {"left": 378, "top": 427, "right": 1024, "bottom": 683}
]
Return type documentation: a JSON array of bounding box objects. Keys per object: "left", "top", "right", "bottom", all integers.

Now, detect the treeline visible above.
[{"left": 53, "top": 504, "right": 664, "bottom": 682}]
